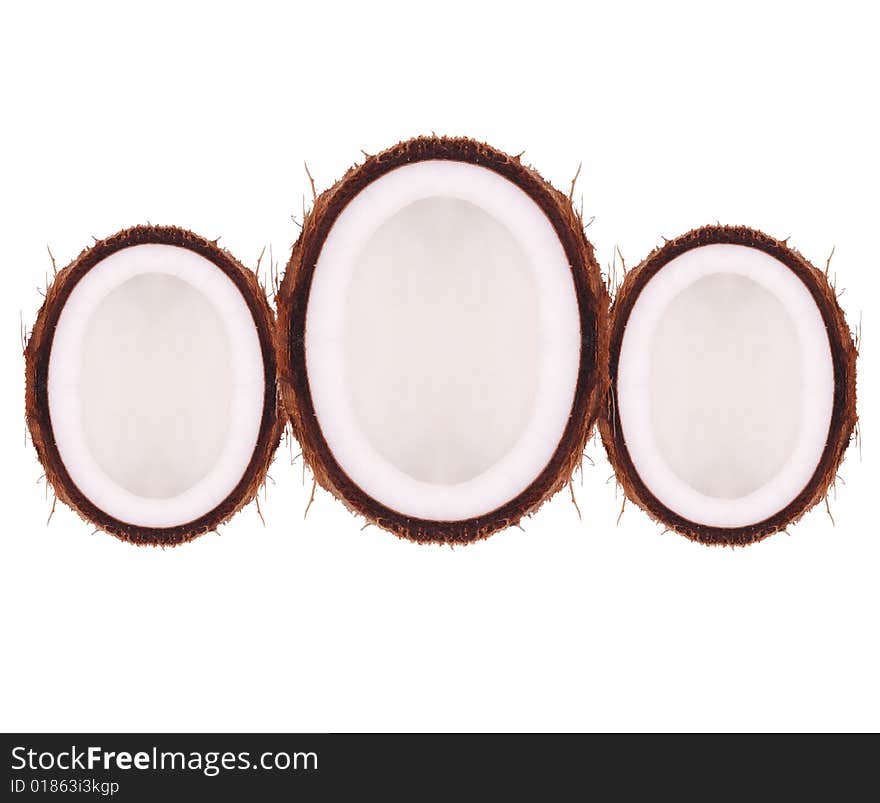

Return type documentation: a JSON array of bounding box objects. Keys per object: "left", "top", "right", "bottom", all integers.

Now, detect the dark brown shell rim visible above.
[
  {"left": 600, "top": 225, "right": 858, "bottom": 546},
  {"left": 277, "top": 136, "right": 609, "bottom": 544},
  {"left": 25, "top": 225, "right": 281, "bottom": 546}
]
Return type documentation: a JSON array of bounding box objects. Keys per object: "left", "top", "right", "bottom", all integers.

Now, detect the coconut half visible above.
[
  {"left": 25, "top": 226, "right": 280, "bottom": 545},
  {"left": 601, "top": 226, "right": 857, "bottom": 545},
  {"left": 277, "top": 137, "right": 608, "bottom": 543}
]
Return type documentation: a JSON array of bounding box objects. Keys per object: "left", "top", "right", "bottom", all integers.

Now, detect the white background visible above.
[{"left": 1, "top": 1, "right": 877, "bottom": 733}]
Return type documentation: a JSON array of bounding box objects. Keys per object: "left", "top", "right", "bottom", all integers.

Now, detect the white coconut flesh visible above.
[
  {"left": 306, "top": 160, "right": 582, "bottom": 521},
  {"left": 48, "top": 244, "right": 265, "bottom": 528},
  {"left": 617, "top": 243, "right": 834, "bottom": 529}
]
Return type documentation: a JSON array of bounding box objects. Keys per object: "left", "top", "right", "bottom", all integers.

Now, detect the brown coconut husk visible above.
[
  {"left": 600, "top": 225, "right": 858, "bottom": 546},
  {"left": 276, "top": 136, "right": 609, "bottom": 544},
  {"left": 25, "top": 225, "right": 283, "bottom": 546}
]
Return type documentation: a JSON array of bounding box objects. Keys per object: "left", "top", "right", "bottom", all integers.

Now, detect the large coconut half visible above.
[
  {"left": 601, "top": 225, "right": 857, "bottom": 545},
  {"left": 277, "top": 137, "right": 608, "bottom": 543},
  {"left": 25, "top": 226, "right": 281, "bottom": 545}
]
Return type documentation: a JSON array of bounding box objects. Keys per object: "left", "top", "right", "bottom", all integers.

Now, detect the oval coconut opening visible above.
[
  {"left": 26, "top": 226, "right": 280, "bottom": 545},
  {"left": 602, "top": 226, "right": 857, "bottom": 546},
  {"left": 278, "top": 137, "right": 608, "bottom": 543}
]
